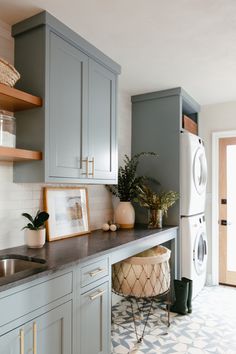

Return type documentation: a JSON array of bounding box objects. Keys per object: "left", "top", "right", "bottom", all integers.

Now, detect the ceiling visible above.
[{"left": 0, "top": 0, "right": 236, "bottom": 105}]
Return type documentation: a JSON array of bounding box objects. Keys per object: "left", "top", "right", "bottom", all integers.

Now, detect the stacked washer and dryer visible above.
[{"left": 180, "top": 131, "right": 208, "bottom": 298}]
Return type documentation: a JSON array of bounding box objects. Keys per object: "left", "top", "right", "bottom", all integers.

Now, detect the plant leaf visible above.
[
  {"left": 22, "top": 211, "right": 49, "bottom": 230},
  {"left": 21, "top": 223, "right": 36, "bottom": 230},
  {"left": 34, "top": 211, "right": 49, "bottom": 228},
  {"left": 106, "top": 152, "right": 158, "bottom": 201},
  {"left": 22, "top": 213, "right": 34, "bottom": 224}
]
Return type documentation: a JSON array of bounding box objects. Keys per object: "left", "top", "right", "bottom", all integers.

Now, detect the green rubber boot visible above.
[
  {"left": 182, "top": 277, "right": 193, "bottom": 313},
  {"left": 171, "top": 280, "right": 189, "bottom": 315}
]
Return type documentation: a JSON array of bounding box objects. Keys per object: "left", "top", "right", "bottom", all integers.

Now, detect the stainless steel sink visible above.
[{"left": 0, "top": 255, "right": 46, "bottom": 278}]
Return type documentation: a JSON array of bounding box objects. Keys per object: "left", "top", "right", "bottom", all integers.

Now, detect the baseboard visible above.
[{"left": 206, "top": 273, "right": 213, "bottom": 286}]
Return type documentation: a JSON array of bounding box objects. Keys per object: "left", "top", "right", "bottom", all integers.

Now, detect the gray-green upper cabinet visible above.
[
  {"left": 12, "top": 11, "right": 121, "bottom": 184},
  {"left": 88, "top": 59, "right": 117, "bottom": 180},
  {"left": 49, "top": 32, "right": 88, "bottom": 179}
]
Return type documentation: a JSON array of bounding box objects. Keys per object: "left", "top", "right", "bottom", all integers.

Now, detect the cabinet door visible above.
[
  {"left": 49, "top": 31, "right": 89, "bottom": 179},
  {"left": 36, "top": 301, "right": 72, "bottom": 354},
  {"left": 0, "top": 301, "right": 72, "bottom": 354},
  {"left": 88, "top": 60, "right": 117, "bottom": 181},
  {"left": 80, "top": 281, "right": 110, "bottom": 354},
  {"left": 0, "top": 326, "right": 26, "bottom": 354}
]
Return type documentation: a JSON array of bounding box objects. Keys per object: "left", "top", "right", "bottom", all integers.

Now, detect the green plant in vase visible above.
[
  {"left": 136, "top": 184, "right": 179, "bottom": 228},
  {"left": 22, "top": 210, "right": 49, "bottom": 230},
  {"left": 22, "top": 210, "right": 49, "bottom": 248},
  {"left": 107, "top": 152, "right": 158, "bottom": 229}
]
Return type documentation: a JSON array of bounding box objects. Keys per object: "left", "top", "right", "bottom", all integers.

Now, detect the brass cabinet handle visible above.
[
  {"left": 33, "top": 322, "right": 37, "bottom": 354},
  {"left": 89, "top": 289, "right": 105, "bottom": 301},
  {"left": 81, "top": 158, "right": 89, "bottom": 177},
  {"left": 88, "top": 157, "right": 95, "bottom": 177},
  {"left": 19, "top": 329, "right": 24, "bottom": 354},
  {"left": 92, "top": 157, "right": 95, "bottom": 177},
  {"left": 89, "top": 267, "right": 106, "bottom": 277}
]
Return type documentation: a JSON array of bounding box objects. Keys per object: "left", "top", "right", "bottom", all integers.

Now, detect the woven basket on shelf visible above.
[
  {"left": 0, "top": 58, "right": 20, "bottom": 87},
  {"left": 112, "top": 245, "right": 171, "bottom": 298}
]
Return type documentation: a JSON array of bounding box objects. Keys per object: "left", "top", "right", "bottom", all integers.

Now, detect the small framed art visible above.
[{"left": 44, "top": 187, "right": 90, "bottom": 241}]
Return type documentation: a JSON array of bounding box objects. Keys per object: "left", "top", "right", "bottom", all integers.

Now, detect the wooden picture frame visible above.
[{"left": 44, "top": 187, "right": 90, "bottom": 241}]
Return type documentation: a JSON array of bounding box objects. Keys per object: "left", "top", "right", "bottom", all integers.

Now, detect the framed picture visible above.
[{"left": 44, "top": 187, "right": 90, "bottom": 241}]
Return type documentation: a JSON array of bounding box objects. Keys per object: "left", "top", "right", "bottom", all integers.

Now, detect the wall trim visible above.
[
  {"left": 206, "top": 273, "right": 212, "bottom": 286},
  {"left": 212, "top": 130, "right": 236, "bottom": 285}
]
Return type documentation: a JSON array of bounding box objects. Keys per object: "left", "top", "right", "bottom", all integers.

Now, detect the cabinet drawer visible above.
[
  {"left": 0, "top": 271, "right": 73, "bottom": 327},
  {"left": 81, "top": 258, "right": 108, "bottom": 287}
]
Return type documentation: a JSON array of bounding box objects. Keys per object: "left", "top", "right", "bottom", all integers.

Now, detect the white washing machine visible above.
[
  {"left": 181, "top": 214, "right": 208, "bottom": 298},
  {"left": 180, "top": 131, "right": 207, "bottom": 216}
]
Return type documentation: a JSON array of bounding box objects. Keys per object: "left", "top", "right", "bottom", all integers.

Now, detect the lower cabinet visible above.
[
  {"left": 0, "top": 259, "right": 113, "bottom": 354},
  {"left": 0, "top": 301, "right": 72, "bottom": 354},
  {"left": 37, "top": 301, "right": 72, "bottom": 354},
  {"left": 80, "top": 281, "right": 110, "bottom": 354},
  {"left": 0, "top": 325, "right": 23, "bottom": 354}
]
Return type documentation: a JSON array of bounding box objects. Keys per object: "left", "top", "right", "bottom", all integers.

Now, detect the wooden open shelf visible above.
[
  {"left": 0, "top": 84, "right": 43, "bottom": 162},
  {"left": 0, "top": 83, "right": 42, "bottom": 112},
  {"left": 0, "top": 146, "right": 42, "bottom": 161}
]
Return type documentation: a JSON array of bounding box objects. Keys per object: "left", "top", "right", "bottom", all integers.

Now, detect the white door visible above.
[{"left": 219, "top": 137, "right": 236, "bottom": 285}]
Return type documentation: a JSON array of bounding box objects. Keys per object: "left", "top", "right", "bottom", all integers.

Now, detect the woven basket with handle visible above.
[{"left": 0, "top": 58, "right": 20, "bottom": 87}]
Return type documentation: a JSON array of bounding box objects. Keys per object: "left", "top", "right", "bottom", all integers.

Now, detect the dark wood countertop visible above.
[{"left": 0, "top": 225, "right": 178, "bottom": 292}]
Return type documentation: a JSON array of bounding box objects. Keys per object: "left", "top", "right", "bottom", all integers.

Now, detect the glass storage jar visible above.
[
  {"left": 148, "top": 208, "right": 163, "bottom": 229},
  {"left": 0, "top": 112, "right": 16, "bottom": 147}
]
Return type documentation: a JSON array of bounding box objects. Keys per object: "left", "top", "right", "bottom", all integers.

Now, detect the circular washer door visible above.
[
  {"left": 193, "top": 146, "right": 207, "bottom": 195},
  {"left": 194, "top": 229, "right": 208, "bottom": 275}
]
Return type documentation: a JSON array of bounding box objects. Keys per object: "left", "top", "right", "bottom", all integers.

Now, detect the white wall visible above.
[
  {"left": 118, "top": 90, "right": 131, "bottom": 164},
  {"left": 0, "top": 21, "right": 131, "bottom": 250},
  {"left": 199, "top": 101, "right": 236, "bottom": 282}
]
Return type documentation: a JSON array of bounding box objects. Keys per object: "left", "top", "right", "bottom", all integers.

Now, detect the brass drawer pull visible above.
[
  {"left": 89, "top": 289, "right": 105, "bottom": 301},
  {"left": 33, "top": 322, "right": 37, "bottom": 354},
  {"left": 89, "top": 267, "right": 106, "bottom": 277},
  {"left": 19, "top": 329, "right": 24, "bottom": 354}
]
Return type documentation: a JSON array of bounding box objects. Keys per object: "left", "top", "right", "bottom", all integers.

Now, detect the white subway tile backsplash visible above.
[
  {"left": 32, "top": 191, "right": 42, "bottom": 200},
  {"left": 18, "top": 199, "right": 36, "bottom": 210},
  {"left": 0, "top": 161, "right": 114, "bottom": 249},
  {"left": 0, "top": 200, "right": 19, "bottom": 211},
  {"left": 0, "top": 162, "right": 13, "bottom": 181},
  {"left": 8, "top": 190, "right": 33, "bottom": 201}
]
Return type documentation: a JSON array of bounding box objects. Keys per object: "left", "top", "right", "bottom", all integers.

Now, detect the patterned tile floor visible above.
[{"left": 111, "top": 286, "right": 236, "bottom": 354}]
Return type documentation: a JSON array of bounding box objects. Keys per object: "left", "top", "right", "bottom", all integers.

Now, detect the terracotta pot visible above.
[
  {"left": 114, "top": 201, "right": 135, "bottom": 229},
  {"left": 25, "top": 228, "right": 46, "bottom": 248}
]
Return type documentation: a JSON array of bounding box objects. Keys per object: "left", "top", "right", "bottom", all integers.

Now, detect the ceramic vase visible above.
[
  {"left": 25, "top": 228, "right": 46, "bottom": 248},
  {"left": 148, "top": 209, "right": 163, "bottom": 229},
  {"left": 114, "top": 201, "right": 135, "bottom": 229}
]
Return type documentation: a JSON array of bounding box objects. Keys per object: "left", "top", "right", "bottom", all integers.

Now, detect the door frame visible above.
[{"left": 212, "top": 130, "right": 236, "bottom": 285}]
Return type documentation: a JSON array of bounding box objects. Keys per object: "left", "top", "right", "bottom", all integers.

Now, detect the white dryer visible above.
[
  {"left": 180, "top": 131, "right": 207, "bottom": 216},
  {"left": 181, "top": 214, "right": 208, "bottom": 298}
]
